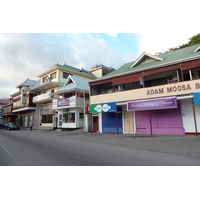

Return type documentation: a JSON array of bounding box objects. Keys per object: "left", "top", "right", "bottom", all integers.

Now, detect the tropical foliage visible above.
[{"left": 155, "top": 33, "right": 200, "bottom": 55}]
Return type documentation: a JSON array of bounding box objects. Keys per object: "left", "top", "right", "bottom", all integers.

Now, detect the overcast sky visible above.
[
  {"left": 0, "top": 32, "right": 198, "bottom": 98},
  {"left": 0, "top": 0, "right": 199, "bottom": 99}
]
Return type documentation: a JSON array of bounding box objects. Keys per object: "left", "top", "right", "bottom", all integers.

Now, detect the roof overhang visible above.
[
  {"left": 37, "top": 65, "right": 58, "bottom": 77},
  {"left": 89, "top": 54, "right": 200, "bottom": 84},
  {"left": 52, "top": 88, "right": 89, "bottom": 95},
  {"left": 11, "top": 91, "right": 21, "bottom": 97},
  {"left": 52, "top": 105, "right": 84, "bottom": 110}
]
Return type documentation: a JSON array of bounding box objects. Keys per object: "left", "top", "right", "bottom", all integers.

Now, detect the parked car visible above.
[
  {"left": 4, "top": 122, "right": 20, "bottom": 130},
  {"left": 0, "top": 121, "right": 8, "bottom": 129}
]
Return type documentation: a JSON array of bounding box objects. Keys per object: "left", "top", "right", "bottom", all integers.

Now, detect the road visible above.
[{"left": 1, "top": 129, "right": 200, "bottom": 166}]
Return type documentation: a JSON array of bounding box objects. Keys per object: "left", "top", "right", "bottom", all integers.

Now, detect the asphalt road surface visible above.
[{"left": 1, "top": 129, "right": 200, "bottom": 166}]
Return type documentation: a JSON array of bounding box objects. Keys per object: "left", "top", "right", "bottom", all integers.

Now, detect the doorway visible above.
[
  {"left": 124, "top": 111, "right": 134, "bottom": 133},
  {"left": 20, "top": 117, "right": 23, "bottom": 126},
  {"left": 93, "top": 116, "right": 99, "bottom": 132}
]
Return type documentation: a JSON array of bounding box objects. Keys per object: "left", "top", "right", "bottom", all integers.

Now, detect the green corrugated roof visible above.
[
  {"left": 57, "top": 64, "right": 97, "bottom": 79},
  {"left": 101, "top": 44, "right": 200, "bottom": 79}
]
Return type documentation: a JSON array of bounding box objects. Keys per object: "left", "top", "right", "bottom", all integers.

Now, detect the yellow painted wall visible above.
[
  {"left": 59, "top": 69, "right": 94, "bottom": 83},
  {"left": 90, "top": 79, "right": 200, "bottom": 104},
  {"left": 40, "top": 68, "right": 95, "bottom": 85},
  {"left": 90, "top": 68, "right": 103, "bottom": 78},
  {"left": 40, "top": 69, "right": 59, "bottom": 84}
]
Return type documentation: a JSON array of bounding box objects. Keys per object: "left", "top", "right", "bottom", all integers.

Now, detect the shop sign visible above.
[
  {"left": 21, "top": 87, "right": 28, "bottom": 104},
  {"left": 127, "top": 97, "right": 177, "bottom": 111},
  {"left": 86, "top": 104, "right": 90, "bottom": 114},
  {"left": 57, "top": 98, "right": 70, "bottom": 107},
  {"left": 57, "top": 96, "right": 76, "bottom": 107},
  {"left": 52, "top": 99, "right": 57, "bottom": 108},
  {"left": 90, "top": 103, "right": 116, "bottom": 113},
  {"left": 193, "top": 93, "right": 200, "bottom": 105}
]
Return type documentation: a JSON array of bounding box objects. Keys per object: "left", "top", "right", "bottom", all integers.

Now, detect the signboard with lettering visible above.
[
  {"left": 21, "top": 87, "right": 28, "bottom": 104},
  {"left": 56, "top": 96, "right": 76, "bottom": 107},
  {"left": 57, "top": 98, "right": 70, "bottom": 107},
  {"left": 127, "top": 97, "right": 177, "bottom": 111},
  {"left": 193, "top": 93, "right": 200, "bottom": 105},
  {"left": 90, "top": 103, "right": 116, "bottom": 113}
]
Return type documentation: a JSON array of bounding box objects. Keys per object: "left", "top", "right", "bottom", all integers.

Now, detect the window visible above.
[
  {"left": 85, "top": 93, "right": 89, "bottom": 100},
  {"left": 42, "top": 115, "right": 53, "bottom": 123},
  {"left": 145, "top": 78, "right": 167, "bottom": 87},
  {"left": 77, "top": 92, "right": 84, "bottom": 98},
  {"left": 40, "top": 104, "right": 54, "bottom": 115},
  {"left": 42, "top": 76, "right": 49, "bottom": 83},
  {"left": 50, "top": 72, "right": 56, "bottom": 80},
  {"left": 50, "top": 89, "right": 54, "bottom": 98},
  {"left": 64, "top": 92, "right": 75, "bottom": 98},
  {"left": 80, "top": 113, "right": 84, "bottom": 119},
  {"left": 91, "top": 82, "right": 113, "bottom": 95},
  {"left": 63, "top": 72, "right": 72, "bottom": 79},
  {"left": 63, "top": 113, "right": 75, "bottom": 123}
]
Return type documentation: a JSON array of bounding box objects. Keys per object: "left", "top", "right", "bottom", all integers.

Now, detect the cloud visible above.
[
  {"left": 106, "top": 33, "right": 118, "bottom": 37},
  {"left": 1, "top": 32, "right": 198, "bottom": 99},
  {"left": 0, "top": 33, "right": 136, "bottom": 98}
]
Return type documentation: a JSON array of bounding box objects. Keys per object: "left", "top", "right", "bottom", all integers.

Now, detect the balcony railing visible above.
[{"left": 33, "top": 92, "right": 51, "bottom": 103}]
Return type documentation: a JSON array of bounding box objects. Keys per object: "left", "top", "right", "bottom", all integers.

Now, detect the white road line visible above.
[{"left": 0, "top": 143, "right": 20, "bottom": 165}]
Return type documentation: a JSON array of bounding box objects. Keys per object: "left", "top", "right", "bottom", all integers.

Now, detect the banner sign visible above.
[
  {"left": 193, "top": 93, "right": 200, "bottom": 105},
  {"left": 21, "top": 87, "right": 28, "bottom": 104},
  {"left": 90, "top": 103, "right": 116, "bottom": 113},
  {"left": 127, "top": 97, "right": 177, "bottom": 111},
  {"left": 57, "top": 96, "right": 76, "bottom": 107},
  {"left": 57, "top": 98, "right": 70, "bottom": 107}
]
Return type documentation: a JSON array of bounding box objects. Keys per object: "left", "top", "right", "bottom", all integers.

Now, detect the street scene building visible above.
[
  {"left": 29, "top": 63, "right": 96, "bottom": 129},
  {"left": 11, "top": 79, "right": 38, "bottom": 127},
  {"left": 28, "top": 63, "right": 114, "bottom": 130},
  {"left": 89, "top": 44, "right": 200, "bottom": 135},
  {"left": 2, "top": 43, "right": 200, "bottom": 135},
  {"left": 0, "top": 98, "right": 10, "bottom": 122}
]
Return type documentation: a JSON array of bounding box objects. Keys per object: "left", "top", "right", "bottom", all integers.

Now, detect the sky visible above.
[{"left": 0, "top": 32, "right": 198, "bottom": 98}]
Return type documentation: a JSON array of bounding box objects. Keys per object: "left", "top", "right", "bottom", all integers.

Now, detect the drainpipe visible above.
[
  {"left": 180, "top": 60, "right": 184, "bottom": 81},
  {"left": 192, "top": 98, "right": 198, "bottom": 137},
  {"left": 116, "top": 108, "right": 118, "bottom": 134},
  {"left": 189, "top": 70, "right": 193, "bottom": 80},
  {"left": 176, "top": 70, "right": 180, "bottom": 82}
]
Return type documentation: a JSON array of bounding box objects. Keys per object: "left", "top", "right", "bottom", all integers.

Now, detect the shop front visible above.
[
  {"left": 90, "top": 103, "right": 123, "bottom": 133},
  {"left": 127, "top": 97, "right": 185, "bottom": 135},
  {"left": 53, "top": 97, "right": 84, "bottom": 129},
  {"left": 39, "top": 103, "right": 55, "bottom": 127}
]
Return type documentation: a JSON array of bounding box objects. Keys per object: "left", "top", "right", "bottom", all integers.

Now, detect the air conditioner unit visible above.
[{"left": 167, "top": 75, "right": 177, "bottom": 83}]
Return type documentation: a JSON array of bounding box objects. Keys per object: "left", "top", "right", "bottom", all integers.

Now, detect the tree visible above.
[{"left": 155, "top": 33, "right": 200, "bottom": 55}]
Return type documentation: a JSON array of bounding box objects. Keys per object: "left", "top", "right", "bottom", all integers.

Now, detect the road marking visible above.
[{"left": 0, "top": 143, "right": 20, "bottom": 165}]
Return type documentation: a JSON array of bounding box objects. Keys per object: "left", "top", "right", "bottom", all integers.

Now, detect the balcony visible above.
[
  {"left": 52, "top": 96, "right": 89, "bottom": 109},
  {"left": 33, "top": 92, "right": 52, "bottom": 103},
  {"left": 90, "top": 79, "right": 200, "bottom": 105}
]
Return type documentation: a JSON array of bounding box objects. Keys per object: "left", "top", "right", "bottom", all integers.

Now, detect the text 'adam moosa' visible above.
[{"left": 147, "top": 83, "right": 200, "bottom": 96}]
